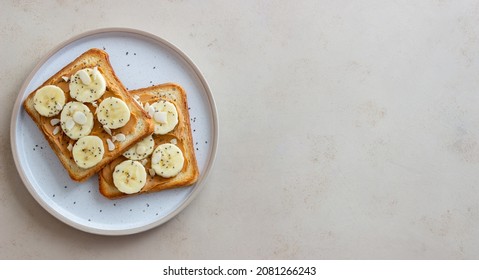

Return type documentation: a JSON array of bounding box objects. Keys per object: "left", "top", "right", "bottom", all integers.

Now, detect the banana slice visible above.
[
  {"left": 69, "top": 67, "right": 106, "bottom": 102},
  {"left": 150, "top": 100, "right": 179, "bottom": 135},
  {"left": 123, "top": 135, "right": 155, "bottom": 160},
  {"left": 96, "top": 97, "right": 131, "bottom": 129},
  {"left": 72, "top": 135, "right": 105, "bottom": 169},
  {"left": 151, "top": 143, "right": 184, "bottom": 178},
  {"left": 33, "top": 85, "right": 66, "bottom": 117},
  {"left": 60, "top": 101, "right": 94, "bottom": 140},
  {"left": 113, "top": 160, "right": 147, "bottom": 194}
]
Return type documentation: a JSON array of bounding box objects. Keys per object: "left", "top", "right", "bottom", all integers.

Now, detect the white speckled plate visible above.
[{"left": 10, "top": 28, "right": 217, "bottom": 235}]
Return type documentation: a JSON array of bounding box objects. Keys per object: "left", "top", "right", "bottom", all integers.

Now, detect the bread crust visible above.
[
  {"left": 98, "top": 83, "right": 199, "bottom": 199},
  {"left": 23, "top": 48, "right": 154, "bottom": 182}
]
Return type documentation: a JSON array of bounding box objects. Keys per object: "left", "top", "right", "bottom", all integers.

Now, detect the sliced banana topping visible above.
[
  {"left": 72, "top": 135, "right": 105, "bottom": 169},
  {"left": 96, "top": 97, "right": 131, "bottom": 129},
  {"left": 151, "top": 143, "right": 184, "bottom": 178},
  {"left": 150, "top": 100, "right": 179, "bottom": 135},
  {"left": 33, "top": 85, "right": 66, "bottom": 117},
  {"left": 60, "top": 101, "right": 94, "bottom": 140},
  {"left": 123, "top": 135, "right": 154, "bottom": 160},
  {"left": 69, "top": 67, "right": 106, "bottom": 102},
  {"left": 113, "top": 160, "right": 147, "bottom": 194}
]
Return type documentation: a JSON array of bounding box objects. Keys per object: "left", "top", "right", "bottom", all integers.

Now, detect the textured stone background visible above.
[{"left": 1, "top": 0, "right": 479, "bottom": 259}]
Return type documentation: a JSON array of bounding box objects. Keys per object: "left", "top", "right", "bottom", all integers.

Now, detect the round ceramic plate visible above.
[{"left": 10, "top": 28, "right": 217, "bottom": 235}]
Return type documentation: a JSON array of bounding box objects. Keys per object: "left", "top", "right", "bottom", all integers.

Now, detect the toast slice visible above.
[
  {"left": 23, "top": 48, "right": 154, "bottom": 181},
  {"left": 99, "top": 83, "right": 199, "bottom": 199}
]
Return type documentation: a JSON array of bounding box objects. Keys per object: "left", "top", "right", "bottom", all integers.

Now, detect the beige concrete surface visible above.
[{"left": 1, "top": 0, "right": 479, "bottom": 259}]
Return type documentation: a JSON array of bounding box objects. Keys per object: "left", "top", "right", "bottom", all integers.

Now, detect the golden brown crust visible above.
[
  {"left": 23, "top": 48, "right": 154, "bottom": 182},
  {"left": 98, "top": 83, "right": 199, "bottom": 199}
]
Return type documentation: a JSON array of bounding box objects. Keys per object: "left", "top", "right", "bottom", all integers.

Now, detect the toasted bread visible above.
[
  {"left": 99, "top": 83, "right": 199, "bottom": 199},
  {"left": 23, "top": 48, "right": 154, "bottom": 182}
]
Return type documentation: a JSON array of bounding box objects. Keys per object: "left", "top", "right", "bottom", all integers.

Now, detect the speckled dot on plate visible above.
[{"left": 11, "top": 28, "right": 217, "bottom": 236}]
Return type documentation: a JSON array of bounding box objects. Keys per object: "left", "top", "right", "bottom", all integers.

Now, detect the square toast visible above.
[
  {"left": 23, "top": 48, "right": 154, "bottom": 182},
  {"left": 99, "top": 83, "right": 199, "bottom": 199}
]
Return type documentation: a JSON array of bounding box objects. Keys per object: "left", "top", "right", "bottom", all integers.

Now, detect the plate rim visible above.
[{"left": 10, "top": 27, "right": 218, "bottom": 236}]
